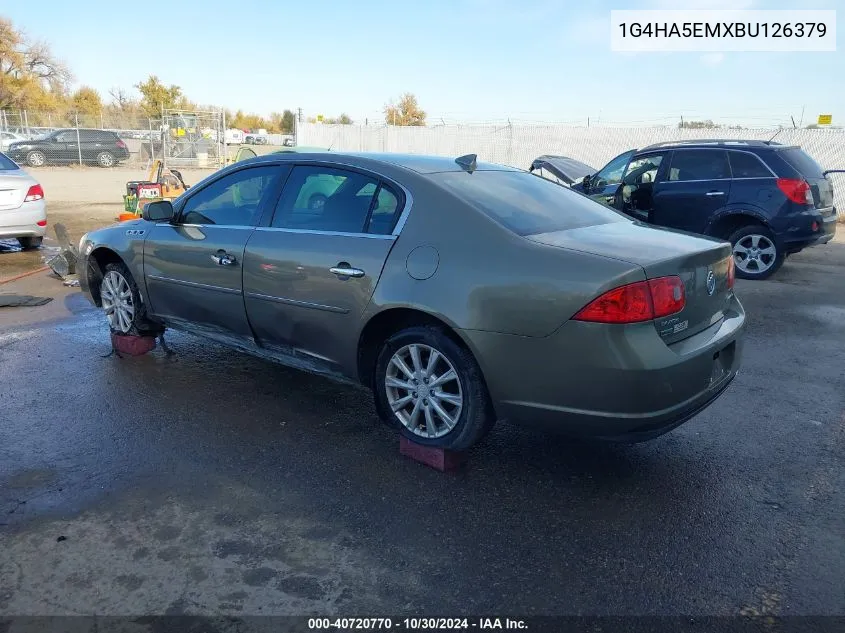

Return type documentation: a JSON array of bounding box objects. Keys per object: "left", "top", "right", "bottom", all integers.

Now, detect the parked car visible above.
[
  {"left": 0, "top": 131, "right": 28, "bottom": 151},
  {"left": 529, "top": 154, "right": 597, "bottom": 187},
  {"left": 5, "top": 128, "right": 130, "bottom": 168},
  {"left": 78, "top": 152, "right": 744, "bottom": 451},
  {"left": 0, "top": 151, "right": 46, "bottom": 249},
  {"left": 571, "top": 140, "right": 838, "bottom": 280},
  {"left": 244, "top": 135, "right": 268, "bottom": 145}
]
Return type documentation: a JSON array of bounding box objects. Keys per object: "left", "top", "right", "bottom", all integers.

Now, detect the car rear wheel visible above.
[
  {"left": 373, "top": 326, "right": 496, "bottom": 451},
  {"left": 99, "top": 262, "right": 162, "bottom": 336},
  {"left": 97, "top": 152, "right": 116, "bottom": 168},
  {"left": 17, "top": 236, "right": 42, "bottom": 250},
  {"left": 26, "top": 151, "right": 46, "bottom": 167},
  {"left": 729, "top": 225, "right": 784, "bottom": 281}
]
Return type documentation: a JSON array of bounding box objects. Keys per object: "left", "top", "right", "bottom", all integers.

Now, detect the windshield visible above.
[{"left": 433, "top": 169, "right": 628, "bottom": 236}]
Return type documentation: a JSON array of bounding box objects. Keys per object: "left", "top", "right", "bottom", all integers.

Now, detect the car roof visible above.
[
  {"left": 638, "top": 139, "right": 795, "bottom": 152},
  {"left": 239, "top": 151, "right": 520, "bottom": 174}
]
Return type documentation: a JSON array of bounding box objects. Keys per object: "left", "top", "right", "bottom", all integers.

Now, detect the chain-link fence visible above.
[
  {"left": 299, "top": 122, "right": 845, "bottom": 219},
  {"left": 0, "top": 109, "right": 231, "bottom": 168}
]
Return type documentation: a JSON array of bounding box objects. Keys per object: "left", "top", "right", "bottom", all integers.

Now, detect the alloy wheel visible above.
[
  {"left": 100, "top": 271, "right": 135, "bottom": 333},
  {"left": 385, "top": 343, "right": 464, "bottom": 439},
  {"left": 733, "top": 234, "right": 777, "bottom": 275}
]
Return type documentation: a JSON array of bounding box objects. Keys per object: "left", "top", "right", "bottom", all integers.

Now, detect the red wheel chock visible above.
[
  {"left": 110, "top": 333, "right": 156, "bottom": 356},
  {"left": 399, "top": 435, "right": 467, "bottom": 472}
]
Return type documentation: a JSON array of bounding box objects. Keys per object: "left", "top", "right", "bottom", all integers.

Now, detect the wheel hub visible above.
[{"left": 385, "top": 343, "right": 464, "bottom": 439}]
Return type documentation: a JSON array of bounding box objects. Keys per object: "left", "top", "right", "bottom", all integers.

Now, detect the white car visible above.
[
  {"left": 0, "top": 151, "right": 46, "bottom": 249},
  {"left": 0, "top": 131, "right": 27, "bottom": 151}
]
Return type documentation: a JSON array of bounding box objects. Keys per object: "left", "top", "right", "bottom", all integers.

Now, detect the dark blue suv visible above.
[{"left": 571, "top": 140, "right": 838, "bottom": 280}]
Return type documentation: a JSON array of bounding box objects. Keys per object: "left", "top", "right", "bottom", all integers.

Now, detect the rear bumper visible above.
[
  {"left": 0, "top": 200, "right": 47, "bottom": 239},
  {"left": 779, "top": 206, "right": 837, "bottom": 252},
  {"left": 459, "top": 293, "right": 745, "bottom": 441}
]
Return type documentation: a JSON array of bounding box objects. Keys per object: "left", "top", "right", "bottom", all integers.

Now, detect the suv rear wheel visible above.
[
  {"left": 97, "top": 151, "right": 116, "bottom": 168},
  {"left": 728, "top": 224, "right": 784, "bottom": 280}
]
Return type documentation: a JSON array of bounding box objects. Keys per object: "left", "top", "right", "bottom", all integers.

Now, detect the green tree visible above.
[
  {"left": 135, "top": 75, "right": 184, "bottom": 117},
  {"left": 0, "top": 17, "right": 71, "bottom": 110},
  {"left": 281, "top": 109, "right": 295, "bottom": 133},
  {"left": 384, "top": 93, "right": 426, "bottom": 126},
  {"left": 70, "top": 86, "right": 102, "bottom": 115}
]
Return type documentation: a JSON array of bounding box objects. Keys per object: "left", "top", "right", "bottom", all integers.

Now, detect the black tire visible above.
[
  {"left": 728, "top": 224, "right": 784, "bottom": 281},
  {"left": 97, "top": 151, "right": 116, "bottom": 168},
  {"left": 100, "top": 262, "right": 163, "bottom": 336},
  {"left": 26, "top": 150, "right": 46, "bottom": 167},
  {"left": 308, "top": 193, "right": 327, "bottom": 210},
  {"left": 373, "top": 325, "right": 496, "bottom": 451},
  {"left": 17, "top": 236, "right": 43, "bottom": 250}
]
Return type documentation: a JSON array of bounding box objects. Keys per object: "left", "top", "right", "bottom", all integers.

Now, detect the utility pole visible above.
[{"left": 297, "top": 107, "right": 302, "bottom": 122}]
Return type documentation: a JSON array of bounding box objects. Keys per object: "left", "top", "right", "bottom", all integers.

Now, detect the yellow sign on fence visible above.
[{"left": 818, "top": 114, "right": 833, "bottom": 125}]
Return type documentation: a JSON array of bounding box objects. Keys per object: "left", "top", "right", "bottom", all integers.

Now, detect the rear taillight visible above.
[
  {"left": 776, "top": 178, "right": 813, "bottom": 205},
  {"left": 727, "top": 256, "right": 735, "bottom": 289},
  {"left": 37, "top": 219, "right": 47, "bottom": 227},
  {"left": 24, "top": 184, "right": 44, "bottom": 202},
  {"left": 573, "top": 276, "right": 685, "bottom": 324},
  {"left": 116, "top": 139, "right": 127, "bottom": 149}
]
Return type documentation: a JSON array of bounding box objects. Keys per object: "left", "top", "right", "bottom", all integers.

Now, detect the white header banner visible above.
[{"left": 610, "top": 10, "right": 837, "bottom": 52}]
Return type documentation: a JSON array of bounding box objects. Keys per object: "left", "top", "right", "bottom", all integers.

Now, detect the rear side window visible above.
[
  {"left": 0, "top": 152, "right": 19, "bottom": 170},
  {"left": 668, "top": 150, "right": 730, "bottom": 181},
  {"left": 432, "top": 170, "right": 627, "bottom": 236},
  {"left": 778, "top": 148, "right": 825, "bottom": 178},
  {"left": 728, "top": 151, "right": 772, "bottom": 178}
]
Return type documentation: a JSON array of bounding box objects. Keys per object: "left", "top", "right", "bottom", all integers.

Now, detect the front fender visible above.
[{"left": 78, "top": 219, "right": 152, "bottom": 305}]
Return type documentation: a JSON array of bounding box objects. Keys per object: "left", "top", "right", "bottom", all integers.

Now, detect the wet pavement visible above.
[{"left": 0, "top": 240, "right": 844, "bottom": 617}]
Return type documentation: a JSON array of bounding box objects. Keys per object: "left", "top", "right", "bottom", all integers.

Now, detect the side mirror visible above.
[
  {"left": 142, "top": 200, "right": 175, "bottom": 222},
  {"left": 582, "top": 174, "right": 592, "bottom": 188}
]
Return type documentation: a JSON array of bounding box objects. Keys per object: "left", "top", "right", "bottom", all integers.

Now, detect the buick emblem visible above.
[{"left": 706, "top": 269, "right": 716, "bottom": 296}]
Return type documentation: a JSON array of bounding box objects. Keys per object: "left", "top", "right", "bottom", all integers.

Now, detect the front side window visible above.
[
  {"left": 623, "top": 153, "right": 665, "bottom": 185},
  {"left": 54, "top": 131, "right": 77, "bottom": 143},
  {"left": 180, "top": 165, "right": 280, "bottom": 226},
  {"left": 591, "top": 150, "right": 635, "bottom": 188},
  {"left": 668, "top": 150, "right": 730, "bottom": 181},
  {"left": 272, "top": 165, "right": 399, "bottom": 234}
]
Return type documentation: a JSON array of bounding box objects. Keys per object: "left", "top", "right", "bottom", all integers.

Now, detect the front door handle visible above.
[
  {"left": 330, "top": 264, "right": 364, "bottom": 278},
  {"left": 706, "top": 191, "right": 725, "bottom": 196},
  {"left": 211, "top": 250, "right": 237, "bottom": 266}
]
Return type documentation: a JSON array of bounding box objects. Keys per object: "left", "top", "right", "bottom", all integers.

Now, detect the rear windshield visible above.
[
  {"left": 432, "top": 170, "right": 627, "bottom": 236},
  {"left": 778, "top": 148, "right": 825, "bottom": 178},
  {"left": 0, "top": 152, "right": 19, "bottom": 170}
]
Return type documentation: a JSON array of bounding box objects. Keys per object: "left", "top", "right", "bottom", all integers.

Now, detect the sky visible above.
[{"left": 3, "top": 0, "right": 842, "bottom": 127}]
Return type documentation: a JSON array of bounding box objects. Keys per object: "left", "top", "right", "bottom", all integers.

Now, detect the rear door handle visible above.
[
  {"left": 330, "top": 265, "right": 364, "bottom": 278},
  {"left": 706, "top": 191, "right": 725, "bottom": 196}
]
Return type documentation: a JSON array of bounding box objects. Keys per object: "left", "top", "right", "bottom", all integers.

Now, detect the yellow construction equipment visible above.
[{"left": 120, "top": 160, "right": 190, "bottom": 221}]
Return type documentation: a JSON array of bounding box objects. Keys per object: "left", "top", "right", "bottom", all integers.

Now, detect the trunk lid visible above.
[
  {"left": 529, "top": 222, "right": 734, "bottom": 344},
  {"left": 0, "top": 171, "right": 32, "bottom": 211}
]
